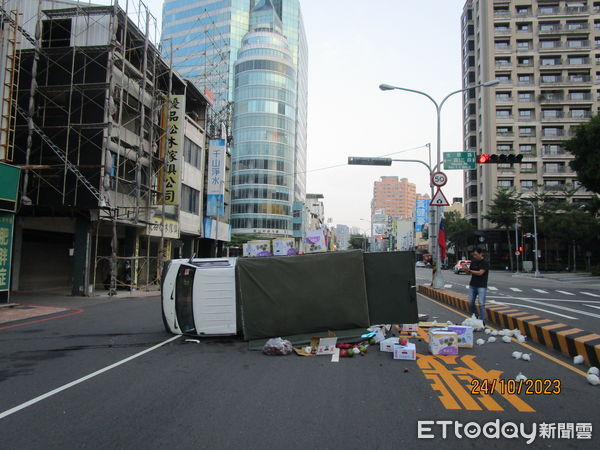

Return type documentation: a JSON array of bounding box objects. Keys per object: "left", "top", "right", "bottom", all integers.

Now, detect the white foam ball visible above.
[
  {"left": 515, "top": 372, "right": 528, "bottom": 382},
  {"left": 512, "top": 351, "right": 522, "bottom": 359},
  {"left": 587, "top": 374, "right": 600, "bottom": 386},
  {"left": 487, "top": 336, "right": 496, "bottom": 343},
  {"left": 353, "top": 347, "right": 361, "bottom": 355},
  {"left": 484, "top": 328, "right": 492, "bottom": 335},
  {"left": 587, "top": 367, "right": 599, "bottom": 376},
  {"left": 476, "top": 338, "right": 485, "bottom": 346},
  {"left": 502, "top": 335, "right": 511, "bottom": 343},
  {"left": 491, "top": 330, "right": 498, "bottom": 336},
  {"left": 517, "top": 335, "right": 526, "bottom": 343},
  {"left": 573, "top": 355, "right": 584, "bottom": 365},
  {"left": 521, "top": 354, "right": 531, "bottom": 361}
]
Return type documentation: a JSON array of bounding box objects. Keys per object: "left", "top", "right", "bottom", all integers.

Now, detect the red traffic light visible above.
[
  {"left": 478, "top": 153, "right": 490, "bottom": 164},
  {"left": 518, "top": 246, "right": 523, "bottom": 252}
]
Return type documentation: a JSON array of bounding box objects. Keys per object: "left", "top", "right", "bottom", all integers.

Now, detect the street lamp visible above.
[
  {"left": 515, "top": 198, "right": 541, "bottom": 278},
  {"left": 359, "top": 218, "right": 371, "bottom": 252},
  {"left": 379, "top": 79, "right": 499, "bottom": 288}
]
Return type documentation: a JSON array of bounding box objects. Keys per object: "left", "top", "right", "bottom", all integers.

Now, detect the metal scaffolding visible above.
[{"left": 5, "top": 0, "right": 177, "bottom": 295}]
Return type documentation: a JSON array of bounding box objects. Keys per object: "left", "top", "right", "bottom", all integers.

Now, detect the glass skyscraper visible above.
[{"left": 161, "top": 0, "right": 307, "bottom": 237}]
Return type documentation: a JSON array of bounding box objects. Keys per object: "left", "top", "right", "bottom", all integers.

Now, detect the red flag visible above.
[{"left": 438, "top": 218, "right": 447, "bottom": 261}]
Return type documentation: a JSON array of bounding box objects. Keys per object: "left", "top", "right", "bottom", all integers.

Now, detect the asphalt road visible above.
[
  {"left": 416, "top": 268, "right": 600, "bottom": 333},
  {"left": 0, "top": 292, "right": 598, "bottom": 449}
]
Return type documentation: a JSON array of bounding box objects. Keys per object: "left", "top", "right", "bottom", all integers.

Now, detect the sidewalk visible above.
[{"left": 0, "top": 288, "right": 160, "bottom": 327}]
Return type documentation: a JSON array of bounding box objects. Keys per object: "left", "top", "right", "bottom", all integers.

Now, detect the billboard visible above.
[
  {"left": 304, "top": 230, "right": 327, "bottom": 253},
  {"left": 206, "top": 139, "right": 226, "bottom": 217},
  {"left": 273, "top": 238, "right": 297, "bottom": 256},
  {"left": 0, "top": 214, "right": 14, "bottom": 302},
  {"left": 162, "top": 95, "right": 185, "bottom": 205},
  {"left": 415, "top": 199, "right": 430, "bottom": 232},
  {"left": 0, "top": 163, "right": 20, "bottom": 213}
]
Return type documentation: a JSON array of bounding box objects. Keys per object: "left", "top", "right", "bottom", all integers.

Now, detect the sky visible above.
[{"left": 142, "top": 0, "right": 468, "bottom": 234}]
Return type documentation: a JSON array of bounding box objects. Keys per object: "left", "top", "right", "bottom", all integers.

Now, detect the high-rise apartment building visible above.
[
  {"left": 461, "top": 0, "right": 597, "bottom": 227},
  {"left": 161, "top": 0, "right": 307, "bottom": 237},
  {"left": 371, "top": 176, "right": 420, "bottom": 219}
]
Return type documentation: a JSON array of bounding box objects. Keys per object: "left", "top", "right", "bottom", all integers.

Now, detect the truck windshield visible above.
[{"left": 175, "top": 265, "right": 196, "bottom": 334}]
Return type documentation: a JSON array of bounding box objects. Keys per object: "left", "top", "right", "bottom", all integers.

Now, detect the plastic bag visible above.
[
  {"left": 461, "top": 314, "right": 484, "bottom": 331},
  {"left": 262, "top": 337, "right": 293, "bottom": 355}
]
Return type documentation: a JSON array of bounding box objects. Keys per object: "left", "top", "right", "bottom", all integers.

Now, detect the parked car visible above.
[{"left": 453, "top": 260, "right": 471, "bottom": 274}]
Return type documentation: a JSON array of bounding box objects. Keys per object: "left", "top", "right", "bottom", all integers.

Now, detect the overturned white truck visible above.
[{"left": 161, "top": 250, "right": 418, "bottom": 345}]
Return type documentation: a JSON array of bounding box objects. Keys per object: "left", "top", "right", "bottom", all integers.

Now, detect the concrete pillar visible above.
[{"left": 72, "top": 217, "right": 91, "bottom": 296}]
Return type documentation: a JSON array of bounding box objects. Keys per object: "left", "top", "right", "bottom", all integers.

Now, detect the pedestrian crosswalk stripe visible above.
[
  {"left": 581, "top": 291, "right": 600, "bottom": 298},
  {"left": 510, "top": 287, "right": 522, "bottom": 292},
  {"left": 533, "top": 289, "right": 548, "bottom": 294},
  {"left": 584, "top": 304, "right": 600, "bottom": 310},
  {"left": 556, "top": 290, "right": 575, "bottom": 296},
  {"left": 488, "top": 286, "right": 498, "bottom": 291}
]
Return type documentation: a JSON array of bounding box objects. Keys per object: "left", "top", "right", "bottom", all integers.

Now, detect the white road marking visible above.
[
  {"left": 581, "top": 291, "right": 600, "bottom": 298},
  {"left": 508, "top": 297, "right": 600, "bottom": 319},
  {"left": 532, "top": 289, "right": 548, "bottom": 294},
  {"left": 488, "top": 286, "right": 498, "bottom": 291},
  {"left": 556, "top": 290, "right": 575, "bottom": 296},
  {"left": 584, "top": 304, "right": 600, "bottom": 311},
  {"left": 489, "top": 301, "right": 577, "bottom": 319},
  {"left": 510, "top": 287, "right": 522, "bottom": 292},
  {"left": 0, "top": 335, "right": 182, "bottom": 420},
  {"left": 444, "top": 284, "right": 452, "bottom": 288},
  {"left": 487, "top": 296, "right": 600, "bottom": 304}
]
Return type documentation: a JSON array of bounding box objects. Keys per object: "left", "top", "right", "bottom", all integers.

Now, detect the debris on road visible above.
[
  {"left": 521, "top": 354, "right": 531, "bottom": 361},
  {"left": 512, "top": 351, "right": 523, "bottom": 359},
  {"left": 573, "top": 355, "right": 584, "bottom": 365},
  {"left": 461, "top": 315, "right": 483, "bottom": 331},
  {"left": 502, "top": 336, "right": 511, "bottom": 343},
  {"left": 487, "top": 336, "right": 496, "bottom": 343},
  {"left": 263, "top": 337, "right": 293, "bottom": 355},
  {"left": 515, "top": 372, "right": 528, "bottom": 382},
  {"left": 184, "top": 339, "right": 200, "bottom": 344},
  {"left": 476, "top": 338, "right": 485, "bottom": 346},
  {"left": 587, "top": 367, "right": 599, "bottom": 376},
  {"left": 587, "top": 374, "right": 599, "bottom": 386}
]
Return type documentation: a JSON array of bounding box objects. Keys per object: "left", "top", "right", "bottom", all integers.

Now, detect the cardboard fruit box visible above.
[
  {"left": 428, "top": 329, "right": 459, "bottom": 356},
  {"left": 393, "top": 343, "right": 416, "bottom": 360}
]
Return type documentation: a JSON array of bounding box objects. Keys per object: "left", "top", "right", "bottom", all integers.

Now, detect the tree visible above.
[
  {"left": 444, "top": 211, "right": 476, "bottom": 261},
  {"left": 484, "top": 188, "right": 520, "bottom": 270},
  {"left": 348, "top": 234, "right": 367, "bottom": 250},
  {"left": 565, "top": 114, "right": 600, "bottom": 194}
]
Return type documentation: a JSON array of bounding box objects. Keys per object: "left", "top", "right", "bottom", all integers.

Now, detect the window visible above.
[
  {"left": 567, "top": 21, "right": 587, "bottom": 30},
  {"left": 519, "top": 91, "right": 534, "bottom": 102},
  {"left": 519, "top": 144, "right": 535, "bottom": 153},
  {"left": 517, "top": 40, "right": 532, "bottom": 50},
  {"left": 570, "top": 108, "right": 590, "bottom": 118},
  {"left": 498, "top": 144, "right": 513, "bottom": 152},
  {"left": 541, "top": 56, "right": 561, "bottom": 65},
  {"left": 519, "top": 126, "right": 535, "bottom": 137},
  {"left": 542, "top": 108, "right": 562, "bottom": 118},
  {"left": 517, "top": 6, "right": 531, "bottom": 15},
  {"left": 543, "top": 144, "right": 563, "bottom": 155},
  {"left": 496, "top": 109, "right": 512, "bottom": 118},
  {"left": 496, "top": 74, "right": 511, "bottom": 83},
  {"left": 539, "top": 5, "right": 560, "bottom": 15},
  {"left": 495, "top": 24, "right": 510, "bottom": 33},
  {"left": 544, "top": 163, "right": 565, "bottom": 173},
  {"left": 181, "top": 185, "right": 199, "bottom": 214},
  {"left": 520, "top": 162, "right": 535, "bottom": 172},
  {"left": 495, "top": 40, "right": 510, "bottom": 49},
  {"left": 521, "top": 180, "right": 536, "bottom": 190},
  {"left": 495, "top": 57, "right": 511, "bottom": 66},
  {"left": 544, "top": 180, "right": 565, "bottom": 190},
  {"left": 518, "top": 57, "right": 533, "bottom": 67},
  {"left": 539, "top": 22, "right": 560, "bottom": 32},
  {"left": 569, "top": 90, "right": 591, "bottom": 100},
  {"left": 518, "top": 74, "right": 534, "bottom": 84},
  {"left": 567, "top": 39, "right": 588, "bottom": 48},
  {"left": 568, "top": 56, "right": 587, "bottom": 65},
  {"left": 183, "top": 137, "right": 202, "bottom": 169},
  {"left": 497, "top": 126, "right": 513, "bottom": 136},
  {"left": 541, "top": 73, "right": 561, "bottom": 83},
  {"left": 540, "top": 40, "right": 561, "bottom": 49},
  {"left": 517, "top": 23, "right": 532, "bottom": 32},
  {"left": 542, "top": 127, "right": 564, "bottom": 136},
  {"left": 568, "top": 72, "right": 590, "bottom": 82},
  {"left": 519, "top": 109, "right": 535, "bottom": 120},
  {"left": 498, "top": 180, "right": 514, "bottom": 188}
]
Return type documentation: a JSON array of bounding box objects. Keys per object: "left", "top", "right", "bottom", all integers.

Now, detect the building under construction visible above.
[{"left": 1, "top": 0, "right": 226, "bottom": 296}]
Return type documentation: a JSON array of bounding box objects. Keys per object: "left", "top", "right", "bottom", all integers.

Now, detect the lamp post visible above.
[
  {"left": 515, "top": 198, "right": 541, "bottom": 278},
  {"left": 379, "top": 79, "right": 499, "bottom": 288},
  {"left": 359, "top": 218, "right": 371, "bottom": 252}
]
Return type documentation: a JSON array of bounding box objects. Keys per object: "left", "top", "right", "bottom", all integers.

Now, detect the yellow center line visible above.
[{"left": 418, "top": 292, "right": 588, "bottom": 378}]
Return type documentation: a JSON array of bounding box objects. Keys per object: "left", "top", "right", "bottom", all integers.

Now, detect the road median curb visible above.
[{"left": 418, "top": 285, "right": 600, "bottom": 367}]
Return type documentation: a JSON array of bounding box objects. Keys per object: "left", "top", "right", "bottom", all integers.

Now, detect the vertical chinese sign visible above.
[
  {"left": 206, "top": 139, "right": 226, "bottom": 217},
  {"left": 0, "top": 162, "right": 20, "bottom": 303},
  {"left": 161, "top": 95, "right": 185, "bottom": 206}
]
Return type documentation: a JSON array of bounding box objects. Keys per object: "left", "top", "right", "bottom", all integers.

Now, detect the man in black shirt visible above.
[{"left": 464, "top": 248, "right": 489, "bottom": 326}]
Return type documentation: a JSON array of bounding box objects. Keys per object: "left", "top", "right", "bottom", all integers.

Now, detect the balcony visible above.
[
  {"left": 541, "top": 112, "right": 564, "bottom": 120},
  {"left": 538, "top": 43, "right": 563, "bottom": 51},
  {"left": 567, "top": 40, "right": 591, "bottom": 49},
  {"left": 541, "top": 129, "right": 565, "bottom": 137},
  {"left": 538, "top": 7, "right": 561, "bottom": 15},
  {"left": 542, "top": 147, "right": 571, "bottom": 157},
  {"left": 567, "top": 58, "right": 591, "bottom": 66},
  {"left": 564, "top": 24, "right": 590, "bottom": 33},
  {"left": 569, "top": 111, "right": 592, "bottom": 119},
  {"left": 566, "top": 6, "right": 588, "bottom": 14},
  {"left": 567, "top": 93, "right": 593, "bottom": 102},
  {"left": 497, "top": 130, "right": 515, "bottom": 137},
  {"left": 494, "top": 28, "right": 512, "bottom": 35},
  {"left": 567, "top": 75, "right": 592, "bottom": 83},
  {"left": 538, "top": 25, "right": 561, "bottom": 34},
  {"left": 540, "top": 94, "right": 564, "bottom": 103},
  {"left": 520, "top": 185, "right": 538, "bottom": 193},
  {"left": 520, "top": 167, "right": 538, "bottom": 174},
  {"left": 544, "top": 184, "right": 567, "bottom": 191},
  {"left": 540, "top": 76, "right": 563, "bottom": 84}
]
